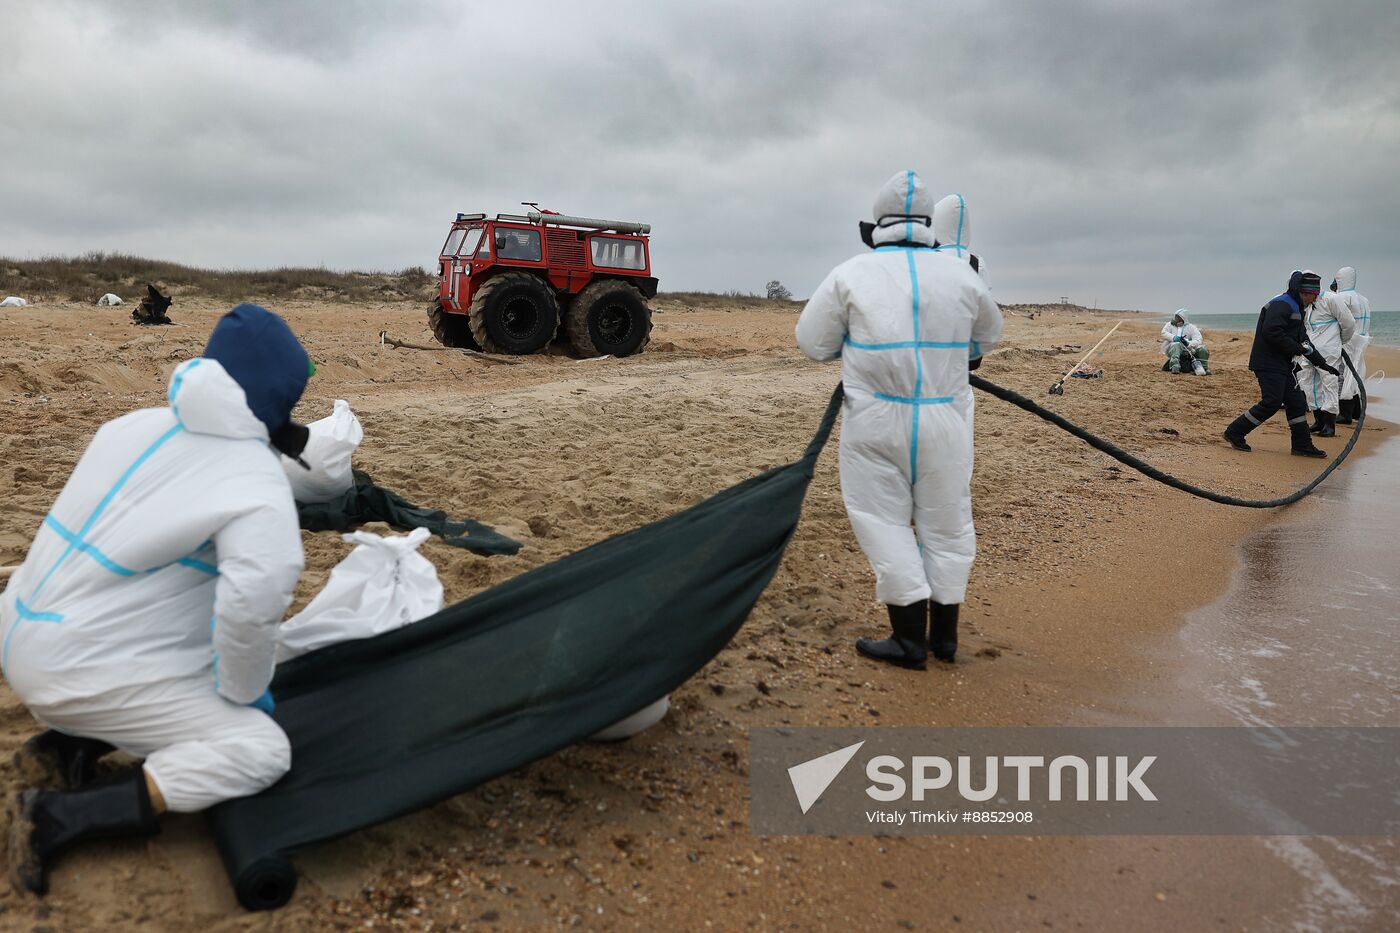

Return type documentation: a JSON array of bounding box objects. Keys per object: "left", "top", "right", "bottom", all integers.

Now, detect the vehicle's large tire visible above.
[
  {"left": 467, "top": 273, "right": 560, "bottom": 355},
  {"left": 564, "top": 279, "right": 652, "bottom": 358},
  {"left": 427, "top": 300, "right": 481, "bottom": 350}
]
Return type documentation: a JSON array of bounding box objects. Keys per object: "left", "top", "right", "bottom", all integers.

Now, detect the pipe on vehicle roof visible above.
[{"left": 526, "top": 212, "right": 650, "bottom": 235}]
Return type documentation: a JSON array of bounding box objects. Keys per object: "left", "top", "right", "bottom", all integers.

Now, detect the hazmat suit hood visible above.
[
  {"left": 202, "top": 304, "right": 312, "bottom": 460},
  {"left": 1335, "top": 267, "right": 1357, "bottom": 291},
  {"left": 1173, "top": 309, "right": 1190, "bottom": 325},
  {"left": 933, "top": 194, "right": 971, "bottom": 255},
  {"left": 169, "top": 359, "right": 272, "bottom": 441},
  {"left": 865, "top": 170, "right": 938, "bottom": 248}
]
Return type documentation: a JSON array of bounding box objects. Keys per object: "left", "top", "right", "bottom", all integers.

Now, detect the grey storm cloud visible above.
[{"left": 1, "top": 0, "right": 1397, "bottom": 313}]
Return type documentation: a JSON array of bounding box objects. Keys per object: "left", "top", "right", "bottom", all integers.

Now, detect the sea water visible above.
[
  {"left": 1185, "top": 309, "right": 1400, "bottom": 348},
  {"left": 1175, "top": 388, "right": 1400, "bottom": 930}
]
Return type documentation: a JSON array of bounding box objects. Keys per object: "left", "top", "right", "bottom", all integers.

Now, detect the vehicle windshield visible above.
[
  {"left": 442, "top": 227, "right": 466, "bottom": 257},
  {"left": 458, "top": 227, "right": 484, "bottom": 257}
]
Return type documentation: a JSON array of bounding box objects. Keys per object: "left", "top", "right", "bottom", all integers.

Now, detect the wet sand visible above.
[{"left": 0, "top": 296, "right": 1395, "bottom": 930}]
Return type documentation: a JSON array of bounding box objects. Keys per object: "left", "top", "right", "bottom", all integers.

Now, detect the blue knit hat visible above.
[{"left": 203, "top": 303, "right": 312, "bottom": 460}]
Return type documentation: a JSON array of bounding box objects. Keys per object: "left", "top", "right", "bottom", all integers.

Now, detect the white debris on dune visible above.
[
  {"left": 0, "top": 296, "right": 28, "bottom": 307},
  {"left": 98, "top": 293, "right": 123, "bottom": 306}
]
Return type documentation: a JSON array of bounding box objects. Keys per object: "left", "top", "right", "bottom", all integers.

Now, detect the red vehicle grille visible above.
[{"left": 546, "top": 230, "right": 587, "bottom": 267}]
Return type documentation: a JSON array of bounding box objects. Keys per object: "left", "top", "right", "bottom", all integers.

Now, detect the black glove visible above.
[
  {"left": 969, "top": 356, "right": 983, "bottom": 372},
  {"left": 1305, "top": 349, "right": 1328, "bottom": 368},
  {"left": 1321, "top": 362, "right": 1340, "bottom": 378}
]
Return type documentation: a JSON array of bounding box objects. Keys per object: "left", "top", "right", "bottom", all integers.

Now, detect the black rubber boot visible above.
[
  {"left": 1336, "top": 399, "right": 1354, "bottom": 425},
  {"left": 1223, "top": 416, "right": 1253, "bottom": 451},
  {"left": 1316, "top": 411, "right": 1336, "bottom": 438},
  {"left": 1309, "top": 413, "right": 1325, "bottom": 434},
  {"left": 929, "top": 602, "right": 959, "bottom": 663},
  {"left": 7, "top": 768, "right": 160, "bottom": 896},
  {"left": 1290, "top": 418, "right": 1326, "bottom": 457},
  {"left": 856, "top": 601, "right": 928, "bottom": 670},
  {"left": 14, "top": 731, "right": 116, "bottom": 791}
]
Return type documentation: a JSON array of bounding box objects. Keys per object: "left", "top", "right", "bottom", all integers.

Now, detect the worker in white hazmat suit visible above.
[
  {"left": 1296, "top": 278, "right": 1355, "bottom": 436},
  {"left": 933, "top": 192, "right": 989, "bottom": 284},
  {"left": 2, "top": 304, "right": 313, "bottom": 896},
  {"left": 932, "top": 192, "right": 988, "bottom": 436},
  {"left": 1160, "top": 310, "right": 1210, "bottom": 375},
  {"left": 797, "top": 171, "right": 1003, "bottom": 668},
  {"left": 1334, "top": 267, "right": 1371, "bottom": 425}
]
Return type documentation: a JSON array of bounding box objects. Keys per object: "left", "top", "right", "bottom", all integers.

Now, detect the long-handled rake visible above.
[{"left": 1048, "top": 320, "right": 1123, "bottom": 395}]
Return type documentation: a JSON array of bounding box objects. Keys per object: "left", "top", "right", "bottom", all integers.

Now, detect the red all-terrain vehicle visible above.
[{"left": 429, "top": 207, "right": 658, "bottom": 356}]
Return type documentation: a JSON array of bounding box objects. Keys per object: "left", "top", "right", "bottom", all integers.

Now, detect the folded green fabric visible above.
[
  {"left": 208, "top": 386, "right": 843, "bottom": 910},
  {"left": 297, "top": 469, "right": 522, "bottom": 556}
]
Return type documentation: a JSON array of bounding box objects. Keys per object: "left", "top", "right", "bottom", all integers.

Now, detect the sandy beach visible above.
[{"left": 1, "top": 296, "right": 1395, "bottom": 931}]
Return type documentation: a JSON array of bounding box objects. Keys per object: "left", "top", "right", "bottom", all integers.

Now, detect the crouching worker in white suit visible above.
[
  {"left": 1161, "top": 310, "right": 1210, "bottom": 375},
  {"left": 2, "top": 304, "right": 313, "bottom": 896},
  {"left": 797, "top": 170, "right": 1004, "bottom": 668}
]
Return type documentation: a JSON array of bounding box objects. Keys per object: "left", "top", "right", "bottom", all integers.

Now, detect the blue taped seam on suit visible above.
[
  {"left": 11, "top": 421, "right": 188, "bottom": 671},
  {"left": 906, "top": 249, "right": 923, "bottom": 480},
  {"left": 2, "top": 599, "right": 65, "bottom": 674},
  {"left": 211, "top": 615, "right": 222, "bottom": 692},
  {"left": 3, "top": 598, "right": 66, "bottom": 673},
  {"left": 903, "top": 169, "right": 916, "bottom": 243},
  {"left": 29, "top": 423, "right": 185, "bottom": 604},
  {"left": 875, "top": 393, "right": 956, "bottom": 405},
  {"left": 43, "top": 515, "right": 138, "bottom": 576},
  {"left": 179, "top": 558, "right": 219, "bottom": 576},
  {"left": 168, "top": 358, "right": 203, "bottom": 425},
  {"left": 947, "top": 193, "right": 966, "bottom": 256},
  {"left": 844, "top": 337, "right": 969, "bottom": 350},
  {"left": 13, "top": 599, "right": 63, "bottom": 623}
]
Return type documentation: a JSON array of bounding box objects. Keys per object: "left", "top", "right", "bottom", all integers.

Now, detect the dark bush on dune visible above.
[{"left": 0, "top": 252, "right": 437, "bottom": 304}]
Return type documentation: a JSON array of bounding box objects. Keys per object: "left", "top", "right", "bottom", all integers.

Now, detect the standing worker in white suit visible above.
[
  {"left": 797, "top": 170, "right": 1004, "bottom": 669},
  {"left": 2, "top": 304, "right": 313, "bottom": 896},
  {"left": 932, "top": 192, "right": 989, "bottom": 438},
  {"left": 932, "top": 192, "right": 989, "bottom": 283},
  {"left": 1333, "top": 267, "right": 1371, "bottom": 425},
  {"left": 1297, "top": 277, "right": 1355, "bottom": 437}
]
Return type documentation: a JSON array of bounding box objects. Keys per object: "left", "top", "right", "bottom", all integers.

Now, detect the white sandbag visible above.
[
  {"left": 97, "top": 293, "right": 123, "bottom": 306},
  {"left": 0, "top": 296, "right": 28, "bottom": 308},
  {"left": 276, "top": 527, "right": 444, "bottom": 663},
  {"left": 282, "top": 398, "right": 364, "bottom": 504},
  {"left": 590, "top": 696, "right": 671, "bottom": 741}
]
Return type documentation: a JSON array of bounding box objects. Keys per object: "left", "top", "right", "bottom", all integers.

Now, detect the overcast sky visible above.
[{"left": 1, "top": 0, "right": 1396, "bottom": 313}]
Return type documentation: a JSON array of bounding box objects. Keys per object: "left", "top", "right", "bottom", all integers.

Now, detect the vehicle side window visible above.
[
  {"left": 590, "top": 236, "right": 646, "bottom": 270},
  {"left": 494, "top": 228, "right": 541, "bottom": 262}
]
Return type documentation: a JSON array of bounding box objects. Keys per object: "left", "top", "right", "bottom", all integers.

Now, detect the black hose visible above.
[{"left": 970, "top": 352, "right": 1367, "bottom": 509}]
